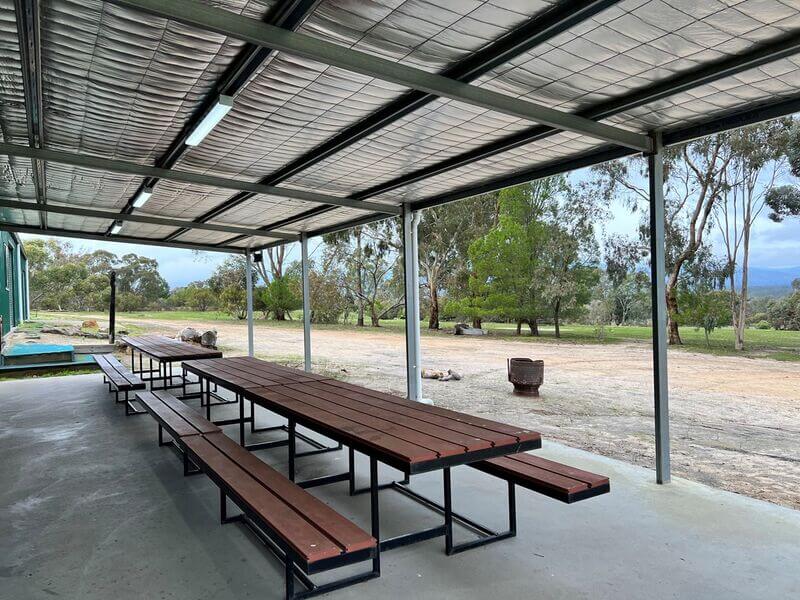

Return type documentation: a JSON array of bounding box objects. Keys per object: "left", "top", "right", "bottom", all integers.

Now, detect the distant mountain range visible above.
[{"left": 741, "top": 266, "right": 800, "bottom": 297}]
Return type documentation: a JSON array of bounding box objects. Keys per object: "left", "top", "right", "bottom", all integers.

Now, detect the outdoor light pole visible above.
[
  {"left": 108, "top": 271, "right": 116, "bottom": 344},
  {"left": 245, "top": 249, "right": 255, "bottom": 358},
  {"left": 402, "top": 205, "right": 423, "bottom": 402},
  {"left": 648, "top": 132, "right": 671, "bottom": 484},
  {"left": 300, "top": 233, "right": 312, "bottom": 372}
]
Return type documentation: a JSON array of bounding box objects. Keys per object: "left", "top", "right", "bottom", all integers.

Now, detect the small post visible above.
[
  {"left": 300, "top": 233, "right": 311, "bottom": 372},
  {"left": 648, "top": 132, "right": 670, "bottom": 484},
  {"left": 402, "top": 205, "right": 423, "bottom": 401},
  {"left": 108, "top": 270, "right": 116, "bottom": 344},
  {"left": 245, "top": 249, "right": 255, "bottom": 358}
]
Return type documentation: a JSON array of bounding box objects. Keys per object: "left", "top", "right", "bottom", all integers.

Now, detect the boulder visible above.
[
  {"left": 82, "top": 319, "right": 99, "bottom": 329},
  {"left": 178, "top": 327, "right": 200, "bottom": 343},
  {"left": 453, "top": 323, "right": 486, "bottom": 336},
  {"left": 200, "top": 329, "right": 218, "bottom": 348}
]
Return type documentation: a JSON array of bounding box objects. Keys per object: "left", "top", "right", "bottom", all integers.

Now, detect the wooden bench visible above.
[
  {"left": 93, "top": 353, "right": 146, "bottom": 416},
  {"left": 183, "top": 432, "right": 378, "bottom": 599},
  {"left": 471, "top": 453, "right": 610, "bottom": 503},
  {"left": 136, "top": 390, "right": 222, "bottom": 475}
]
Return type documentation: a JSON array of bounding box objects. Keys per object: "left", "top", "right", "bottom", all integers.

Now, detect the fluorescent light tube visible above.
[
  {"left": 185, "top": 95, "right": 234, "bottom": 146},
  {"left": 110, "top": 221, "right": 123, "bottom": 235},
  {"left": 132, "top": 186, "right": 154, "bottom": 208}
]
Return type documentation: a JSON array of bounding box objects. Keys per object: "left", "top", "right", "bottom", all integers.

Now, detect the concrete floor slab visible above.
[{"left": 1, "top": 374, "right": 798, "bottom": 600}]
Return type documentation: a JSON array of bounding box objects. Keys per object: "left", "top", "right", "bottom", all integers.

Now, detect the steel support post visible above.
[
  {"left": 648, "top": 133, "right": 671, "bottom": 484},
  {"left": 245, "top": 249, "right": 255, "bottom": 357},
  {"left": 402, "top": 205, "right": 423, "bottom": 402},
  {"left": 300, "top": 233, "right": 312, "bottom": 372}
]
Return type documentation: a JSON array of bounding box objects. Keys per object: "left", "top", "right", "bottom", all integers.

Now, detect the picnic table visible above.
[
  {"left": 182, "top": 356, "right": 542, "bottom": 557},
  {"left": 122, "top": 335, "right": 222, "bottom": 394}
]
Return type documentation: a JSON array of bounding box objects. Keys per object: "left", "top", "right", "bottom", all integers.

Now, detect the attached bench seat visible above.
[
  {"left": 471, "top": 453, "right": 610, "bottom": 503},
  {"left": 138, "top": 390, "right": 378, "bottom": 598},
  {"left": 93, "top": 353, "right": 145, "bottom": 415},
  {"left": 136, "top": 390, "right": 222, "bottom": 474}
]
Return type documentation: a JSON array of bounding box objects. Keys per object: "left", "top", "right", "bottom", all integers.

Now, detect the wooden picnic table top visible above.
[
  {"left": 121, "top": 334, "right": 223, "bottom": 362},
  {"left": 183, "top": 357, "right": 541, "bottom": 475}
]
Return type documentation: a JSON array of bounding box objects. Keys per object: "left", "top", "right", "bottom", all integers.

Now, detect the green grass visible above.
[{"left": 31, "top": 310, "right": 800, "bottom": 361}]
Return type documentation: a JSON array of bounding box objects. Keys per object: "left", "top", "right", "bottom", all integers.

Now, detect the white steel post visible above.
[
  {"left": 245, "top": 249, "right": 255, "bottom": 358},
  {"left": 402, "top": 205, "right": 423, "bottom": 402},
  {"left": 301, "top": 233, "right": 312, "bottom": 372},
  {"left": 648, "top": 133, "right": 670, "bottom": 484}
]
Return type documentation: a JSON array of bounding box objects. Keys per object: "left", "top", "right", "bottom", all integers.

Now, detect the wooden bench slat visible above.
[
  {"left": 182, "top": 435, "right": 345, "bottom": 564},
  {"left": 471, "top": 453, "right": 610, "bottom": 503},
  {"left": 203, "top": 432, "right": 375, "bottom": 554},
  {"left": 93, "top": 354, "right": 145, "bottom": 390},
  {"left": 151, "top": 391, "right": 220, "bottom": 434},
  {"left": 136, "top": 392, "right": 217, "bottom": 438}
]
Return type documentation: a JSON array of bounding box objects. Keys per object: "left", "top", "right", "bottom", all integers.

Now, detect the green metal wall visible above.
[{"left": 1, "top": 231, "right": 27, "bottom": 336}]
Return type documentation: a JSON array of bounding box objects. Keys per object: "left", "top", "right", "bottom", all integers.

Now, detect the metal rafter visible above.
[
  {"left": 237, "top": 27, "right": 800, "bottom": 247},
  {"left": 0, "top": 223, "right": 244, "bottom": 254},
  {"left": 14, "top": 0, "right": 46, "bottom": 228},
  {"left": 0, "top": 142, "right": 398, "bottom": 215},
  {"left": 107, "top": 0, "right": 322, "bottom": 236},
  {"left": 109, "top": 0, "right": 651, "bottom": 151},
  {"left": 212, "top": 0, "right": 622, "bottom": 246},
  {"left": 256, "top": 92, "right": 800, "bottom": 251},
  {"left": 0, "top": 198, "right": 299, "bottom": 241},
  {"left": 351, "top": 32, "right": 800, "bottom": 203}
]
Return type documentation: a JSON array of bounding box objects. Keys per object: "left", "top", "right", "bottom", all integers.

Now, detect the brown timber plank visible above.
[
  {"left": 203, "top": 433, "right": 375, "bottom": 553},
  {"left": 183, "top": 435, "right": 343, "bottom": 563}
]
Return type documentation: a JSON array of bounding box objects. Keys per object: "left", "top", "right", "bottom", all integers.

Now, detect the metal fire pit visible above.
[{"left": 507, "top": 358, "right": 544, "bottom": 397}]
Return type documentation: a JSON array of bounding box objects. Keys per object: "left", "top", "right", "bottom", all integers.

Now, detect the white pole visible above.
[
  {"left": 245, "top": 249, "right": 255, "bottom": 357},
  {"left": 402, "top": 206, "right": 424, "bottom": 402},
  {"left": 301, "top": 233, "right": 312, "bottom": 372}
]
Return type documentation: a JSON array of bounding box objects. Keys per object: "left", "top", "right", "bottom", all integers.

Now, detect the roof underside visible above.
[{"left": 0, "top": 0, "right": 799, "bottom": 253}]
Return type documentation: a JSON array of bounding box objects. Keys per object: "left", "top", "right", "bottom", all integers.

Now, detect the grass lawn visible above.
[{"left": 31, "top": 310, "right": 800, "bottom": 361}]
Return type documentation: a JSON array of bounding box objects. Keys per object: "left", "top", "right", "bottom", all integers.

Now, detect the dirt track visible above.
[{"left": 33, "top": 315, "right": 800, "bottom": 509}]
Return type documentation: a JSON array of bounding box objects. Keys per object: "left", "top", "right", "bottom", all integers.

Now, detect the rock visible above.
[
  {"left": 453, "top": 323, "right": 486, "bottom": 336},
  {"left": 42, "top": 325, "right": 80, "bottom": 336},
  {"left": 82, "top": 319, "right": 99, "bottom": 329},
  {"left": 447, "top": 369, "right": 462, "bottom": 381},
  {"left": 178, "top": 327, "right": 200, "bottom": 343},
  {"left": 422, "top": 369, "right": 447, "bottom": 380},
  {"left": 200, "top": 329, "right": 218, "bottom": 348}
]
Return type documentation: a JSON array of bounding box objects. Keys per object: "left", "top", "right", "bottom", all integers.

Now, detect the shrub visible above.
[{"left": 754, "top": 320, "right": 772, "bottom": 330}]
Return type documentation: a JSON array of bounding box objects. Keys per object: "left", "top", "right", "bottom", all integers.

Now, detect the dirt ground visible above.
[{"left": 20, "top": 315, "right": 800, "bottom": 510}]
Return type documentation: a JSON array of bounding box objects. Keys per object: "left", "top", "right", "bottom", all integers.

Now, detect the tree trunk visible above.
[
  {"left": 554, "top": 300, "right": 561, "bottom": 338},
  {"left": 528, "top": 319, "right": 540, "bottom": 336},
  {"left": 734, "top": 204, "right": 752, "bottom": 351},
  {"left": 370, "top": 307, "right": 380, "bottom": 327},
  {"left": 428, "top": 285, "right": 439, "bottom": 330},
  {"left": 356, "top": 233, "right": 365, "bottom": 327},
  {"left": 665, "top": 272, "right": 683, "bottom": 345},
  {"left": 516, "top": 320, "right": 522, "bottom": 335},
  {"left": 275, "top": 308, "right": 286, "bottom": 321},
  {"left": 472, "top": 317, "right": 482, "bottom": 329}
]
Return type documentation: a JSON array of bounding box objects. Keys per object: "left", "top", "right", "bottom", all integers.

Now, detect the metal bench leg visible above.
[
  {"left": 288, "top": 419, "right": 296, "bottom": 482},
  {"left": 444, "top": 468, "right": 453, "bottom": 554},
  {"left": 370, "top": 457, "right": 381, "bottom": 575},
  {"left": 286, "top": 561, "right": 295, "bottom": 600}
]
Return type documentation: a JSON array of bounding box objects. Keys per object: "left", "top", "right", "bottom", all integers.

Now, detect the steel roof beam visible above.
[
  {"left": 0, "top": 143, "right": 398, "bottom": 216},
  {"left": 14, "top": 0, "right": 46, "bottom": 229},
  {"left": 259, "top": 0, "right": 622, "bottom": 186},
  {"left": 110, "top": 0, "right": 651, "bottom": 153},
  {"left": 204, "top": 0, "right": 624, "bottom": 247},
  {"left": 112, "top": 0, "right": 322, "bottom": 236},
  {"left": 352, "top": 32, "right": 800, "bottom": 202},
  {"left": 0, "top": 223, "right": 244, "bottom": 254},
  {"left": 0, "top": 198, "right": 299, "bottom": 241}
]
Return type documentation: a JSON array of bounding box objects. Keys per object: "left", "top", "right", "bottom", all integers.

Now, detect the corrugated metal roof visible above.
[{"left": 0, "top": 0, "right": 798, "bottom": 252}]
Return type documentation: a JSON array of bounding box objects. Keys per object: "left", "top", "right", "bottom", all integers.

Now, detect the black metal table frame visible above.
[
  {"left": 238, "top": 383, "right": 539, "bottom": 561},
  {"left": 181, "top": 363, "right": 540, "bottom": 560}
]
